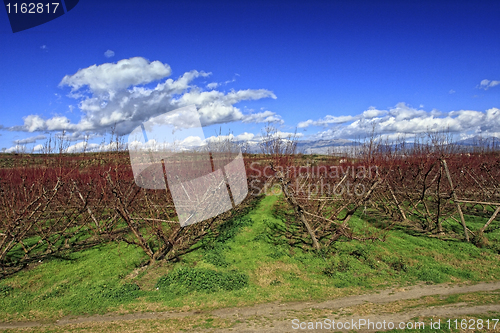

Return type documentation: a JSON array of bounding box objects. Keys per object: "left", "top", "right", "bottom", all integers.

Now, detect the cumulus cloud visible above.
[
  {"left": 59, "top": 57, "right": 172, "bottom": 97},
  {"left": 388, "top": 103, "right": 427, "bottom": 121},
  {"left": 22, "top": 115, "right": 46, "bottom": 132},
  {"left": 478, "top": 79, "right": 500, "bottom": 90},
  {"left": 104, "top": 49, "right": 115, "bottom": 58},
  {"left": 11, "top": 57, "right": 278, "bottom": 136},
  {"left": 302, "top": 102, "right": 500, "bottom": 140},
  {"left": 18, "top": 115, "right": 75, "bottom": 133}
]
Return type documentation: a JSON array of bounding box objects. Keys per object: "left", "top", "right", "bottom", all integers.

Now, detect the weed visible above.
[
  {"left": 270, "top": 279, "right": 282, "bottom": 286},
  {"left": 203, "top": 248, "right": 229, "bottom": 268},
  {"left": 0, "top": 285, "right": 13, "bottom": 297},
  {"left": 155, "top": 267, "right": 248, "bottom": 294}
]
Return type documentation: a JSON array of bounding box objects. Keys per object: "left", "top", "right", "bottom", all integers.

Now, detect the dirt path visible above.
[
  {"left": 1, "top": 280, "right": 500, "bottom": 331},
  {"left": 214, "top": 303, "right": 500, "bottom": 332}
]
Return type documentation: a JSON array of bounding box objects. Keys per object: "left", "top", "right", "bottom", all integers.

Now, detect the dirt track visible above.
[{"left": 1, "top": 281, "right": 500, "bottom": 331}]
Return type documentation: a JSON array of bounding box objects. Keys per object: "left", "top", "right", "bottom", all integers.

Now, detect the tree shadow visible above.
[{"left": 0, "top": 238, "right": 103, "bottom": 279}]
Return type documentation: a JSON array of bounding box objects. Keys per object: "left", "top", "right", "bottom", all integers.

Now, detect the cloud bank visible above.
[
  {"left": 12, "top": 57, "right": 278, "bottom": 137},
  {"left": 301, "top": 103, "right": 500, "bottom": 140}
]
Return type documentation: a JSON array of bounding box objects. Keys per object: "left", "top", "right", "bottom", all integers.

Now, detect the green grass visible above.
[
  {"left": 0, "top": 242, "right": 147, "bottom": 322},
  {"left": 1, "top": 194, "right": 500, "bottom": 323}
]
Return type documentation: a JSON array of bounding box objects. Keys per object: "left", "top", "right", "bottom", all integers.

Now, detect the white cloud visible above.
[
  {"left": 66, "top": 141, "right": 96, "bottom": 153},
  {"left": 19, "top": 115, "right": 76, "bottom": 133},
  {"left": 298, "top": 115, "right": 356, "bottom": 128},
  {"left": 59, "top": 57, "right": 172, "bottom": 97},
  {"left": 104, "top": 49, "right": 115, "bottom": 58},
  {"left": 46, "top": 116, "right": 73, "bottom": 131},
  {"left": 235, "top": 132, "right": 255, "bottom": 141},
  {"left": 362, "top": 107, "right": 388, "bottom": 119},
  {"left": 33, "top": 144, "right": 44, "bottom": 152},
  {"left": 265, "top": 130, "right": 303, "bottom": 139},
  {"left": 302, "top": 103, "right": 500, "bottom": 140},
  {"left": 23, "top": 115, "right": 47, "bottom": 132},
  {"left": 195, "top": 102, "right": 244, "bottom": 125},
  {"left": 203, "top": 130, "right": 301, "bottom": 145},
  {"left": 204, "top": 132, "right": 256, "bottom": 144},
  {"left": 242, "top": 110, "right": 283, "bottom": 124},
  {"left": 180, "top": 136, "right": 204, "bottom": 147},
  {"left": 177, "top": 89, "right": 276, "bottom": 126},
  {"left": 13, "top": 57, "right": 279, "bottom": 136},
  {"left": 205, "top": 134, "right": 233, "bottom": 143},
  {"left": 13, "top": 135, "right": 46, "bottom": 144},
  {"left": 205, "top": 77, "right": 236, "bottom": 90},
  {"left": 5, "top": 145, "right": 26, "bottom": 153},
  {"left": 297, "top": 120, "right": 313, "bottom": 128},
  {"left": 449, "top": 89, "right": 456, "bottom": 94},
  {"left": 478, "top": 79, "right": 500, "bottom": 90}
]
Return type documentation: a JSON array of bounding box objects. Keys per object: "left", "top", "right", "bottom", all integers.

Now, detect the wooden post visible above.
[
  {"left": 388, "top": 183, "right": 407, "bottom": 221},
  {"left": 73, "top": 181, "right": 100, "bottom": 231},
  {"left": 441, "top": 159, "right": 469, "bottom": 242},
  {"left": 480, "top": 206, "right": 500, "bottom": 233}
]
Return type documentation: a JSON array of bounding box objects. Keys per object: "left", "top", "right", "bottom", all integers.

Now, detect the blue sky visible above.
[{"left": 1, "top": 0, "right": 499, "bottom": 152}]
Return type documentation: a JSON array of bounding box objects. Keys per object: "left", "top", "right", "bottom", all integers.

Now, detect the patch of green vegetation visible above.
[
  {"left": 0, "top": 242, "right": 147, "bottom": 321},
  {"left": 262, "top": 196, "right": 500, "bottom": 289},
  {"left": 0, "top": 284, "right": 13, "bottom": 297},
  {"left": 4, "top": 225, "right": 95, "bottom": 265},
  {"left": 155, "top": 267, "right": 248, "bottom": 294},
  {"left": 203, "top": 246, "right": 230, "bottom": 267}
]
